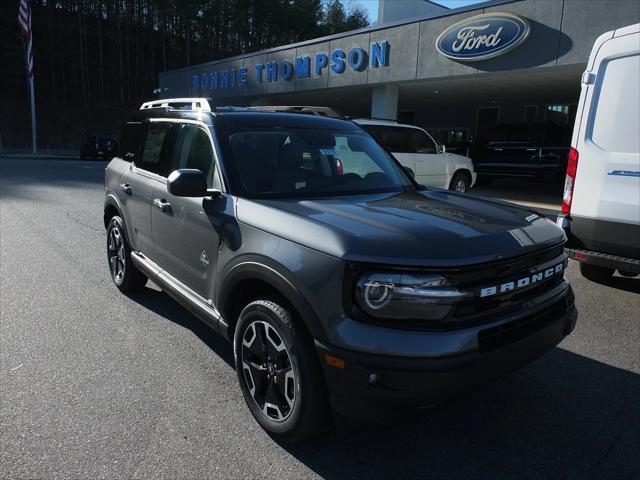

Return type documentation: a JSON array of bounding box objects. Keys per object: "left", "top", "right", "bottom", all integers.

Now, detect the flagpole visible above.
[
  {"left": 29, "top": 75, "right": 37, "bottom": 154},
  {"left": 19, "top": 0, "right": 36, "bottom": 154}
]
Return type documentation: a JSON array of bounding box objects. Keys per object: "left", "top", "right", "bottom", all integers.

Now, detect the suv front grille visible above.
[
  {"left": 448, "top": 244, "right": 567, "bottom": 320},
  {"left": 477, "top": 294, "right": 571, "bottom": 353}
]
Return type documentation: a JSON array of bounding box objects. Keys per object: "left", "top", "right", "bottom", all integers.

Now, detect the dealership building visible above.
[{"left": 160, "top": 0, "right": 639, "bottom": 149}]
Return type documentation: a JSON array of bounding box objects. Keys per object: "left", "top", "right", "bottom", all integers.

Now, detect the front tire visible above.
[
  {"left": 234, "top": 299, "right": 328, "bottom": 444},
  {"left": 580, "top": 262, "right": 614, "bottom": 282},
  {"left": 450, "top": 172, "right": 470, "bottom": 193},
  {"left": 106, "top": 216, "right": 147, "bottom": 292}
]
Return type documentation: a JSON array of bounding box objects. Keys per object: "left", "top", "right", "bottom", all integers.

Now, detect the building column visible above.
[{"left": 371, "top": 85, "right": 398, "bottom": 121}]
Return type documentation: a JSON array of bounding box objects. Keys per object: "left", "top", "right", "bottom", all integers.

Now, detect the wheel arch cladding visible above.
[
  {"left": 456, "top": 168, "right": 472, "bottom": 182},
  {"left": 103, "top": 195, "right": 134, "bottom": 248},
  {"left": 103, "top": 203, "right": 120, "bottom": 229},
  {"left": 219, "top": 261, "right": 328, "bottom": 344}
]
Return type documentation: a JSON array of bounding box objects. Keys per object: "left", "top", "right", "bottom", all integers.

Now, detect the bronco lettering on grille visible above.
[{"left": 478, "top": 261, "right": 566, "bottom": 298}]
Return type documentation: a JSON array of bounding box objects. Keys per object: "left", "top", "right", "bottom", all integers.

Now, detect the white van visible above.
[
  {"left": 355, "top": 119, "right": 477, "bottom": 192},
  {"left": 558, "top": 23, "right": 640, "bottom": 280}
]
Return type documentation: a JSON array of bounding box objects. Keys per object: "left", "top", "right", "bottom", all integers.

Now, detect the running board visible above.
[{"left": 130, "top": 252, "right": 230, "bottom": 339}]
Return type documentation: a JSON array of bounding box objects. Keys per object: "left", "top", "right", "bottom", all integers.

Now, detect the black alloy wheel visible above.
[
  {"left": 240, "top": 320, "right": 296, "bottom": 422},
  {"left": 106, "top": 216, "right": 147, "bottom": 292},
  {"left": 234, "top": 299, "right": 328, "bottom": 443}
]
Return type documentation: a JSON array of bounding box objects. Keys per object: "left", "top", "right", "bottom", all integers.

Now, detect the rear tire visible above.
[
  {"left": 449, "top": 172, "right": 470, "bottom": 193},
  {"left": 234, "top": 299, "right": 329, "bottom": 444},
  {"left": 106, "top": 216, "right": 147, "bottom": 292},
  {"left": 580, "top": 262, "right": 614, "bottom": 282}
]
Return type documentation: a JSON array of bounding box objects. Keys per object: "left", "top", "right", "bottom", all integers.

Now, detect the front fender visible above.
[{"left": 217, "top": 255, "right": 329, "bottom": 343}]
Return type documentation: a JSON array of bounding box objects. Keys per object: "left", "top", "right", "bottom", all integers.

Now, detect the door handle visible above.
[
  {"left": 153, "top": 198, "right": 172, "bottom": 213},
  {"left": 120, "top": 183, "right": 132, "bottom": 195}
]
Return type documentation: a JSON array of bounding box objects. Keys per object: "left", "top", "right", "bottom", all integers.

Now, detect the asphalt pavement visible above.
[{"left": 1, "top": 158, "right": 639, "bottom": 480}]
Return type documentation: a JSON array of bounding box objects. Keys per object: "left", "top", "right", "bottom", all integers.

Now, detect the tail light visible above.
[
  {"left": 336, "top": 158, "right": 343, "bottom": 176},
  {"left": 562, "top": 147, "right": 579, "bottom": 214}
]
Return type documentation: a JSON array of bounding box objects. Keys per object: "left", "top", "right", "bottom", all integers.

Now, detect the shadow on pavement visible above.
[
  {"left": 125, "top": 283, "right": 639, "bottom": 479},
  {"left": 0, "top": 158, "right": 106, "bottom": 200},
  {"left": 583, "top": 274, "right": 640, "bottom": 295},
  {"left": 284, "top": 348, "right": 639, "bottom": 479},
  {"left": 125, "top": 286, "right": 235, "bottom": 368}
]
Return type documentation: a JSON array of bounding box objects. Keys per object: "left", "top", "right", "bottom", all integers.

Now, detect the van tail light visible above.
[
  {"left": 336, "top": 158, "right": 343, "bottom": 176},
  {"left": 562, "top": 147, "right": 579, "bottom": 214}
]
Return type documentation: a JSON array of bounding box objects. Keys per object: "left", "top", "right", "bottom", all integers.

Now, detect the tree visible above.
[
  {"left": 0, "top": 0, "right": 368, "bottom": 149},
  {"left": 322, "top": 0, "right": 369, "bottom": 35}
]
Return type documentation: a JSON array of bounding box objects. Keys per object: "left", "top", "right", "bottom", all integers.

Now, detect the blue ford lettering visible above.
[{"left": 191, "top": 41, "right": 390, "bottom": 91}]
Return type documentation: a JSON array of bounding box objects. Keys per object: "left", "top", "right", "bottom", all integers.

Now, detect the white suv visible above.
[{"left": 355, "top": 119, "right": 476, "bottom": 192}]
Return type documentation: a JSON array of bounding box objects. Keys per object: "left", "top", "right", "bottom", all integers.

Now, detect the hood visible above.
[{"left": 236, "top": 189, "right": 565, "bottom": 267}]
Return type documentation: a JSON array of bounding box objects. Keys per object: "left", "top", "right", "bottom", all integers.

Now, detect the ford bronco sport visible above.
[{"left": 104, "top": 98, "right": 577, "bottom": 443}]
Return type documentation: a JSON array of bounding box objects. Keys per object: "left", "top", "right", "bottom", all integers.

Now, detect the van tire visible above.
[{"left": 580, "top": 263, "right": 614, "bottom": 282}]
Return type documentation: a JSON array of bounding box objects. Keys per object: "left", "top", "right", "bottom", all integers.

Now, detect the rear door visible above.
[
  {"left": 119, "top": 121, "right": 173, "bottom": 257},
  {"left": 151, "top": 121, "right": 223, "bottom": 300}
]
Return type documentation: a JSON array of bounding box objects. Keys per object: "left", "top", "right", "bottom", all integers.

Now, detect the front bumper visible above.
[{"left": 316, "top": 284, "right": 577, "bottom": 415}]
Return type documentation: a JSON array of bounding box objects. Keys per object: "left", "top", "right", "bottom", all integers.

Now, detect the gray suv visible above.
[{"left": 104, "top": 99, "right": 577, "bottom": 443}]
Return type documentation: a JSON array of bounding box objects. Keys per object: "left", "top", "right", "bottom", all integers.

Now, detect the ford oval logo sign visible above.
[{"left": 436, "top": 13, "right": 530, "bottom": 61}]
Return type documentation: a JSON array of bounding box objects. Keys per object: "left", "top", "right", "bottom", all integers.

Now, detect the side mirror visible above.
[
  {"left": 168, "top": 169, "right": 208, "bottom": 197},
  {"left": 438, "top": 144, "right": 446, "bottom": 154},
  {"left": 403, "top": 166, "right": 416, "bottom": 179}
]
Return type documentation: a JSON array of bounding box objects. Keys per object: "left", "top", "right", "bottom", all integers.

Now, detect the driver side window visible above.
[
  {"left": 410, "top": 130, "right": 437, "bottom": 154},
  {"left": 169, "top": 123, "right": 218, "bottom": 189}
]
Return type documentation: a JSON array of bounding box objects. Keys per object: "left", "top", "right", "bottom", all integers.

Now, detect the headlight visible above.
[{"left": 355, "top": 273, "right": 471, "bottom": 321}]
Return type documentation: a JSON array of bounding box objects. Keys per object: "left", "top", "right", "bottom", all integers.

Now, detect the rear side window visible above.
[
  {"left": 169, "top": 123, "right": 218, "bottom": 189},
  {"left": 590, "top": 54, "right": 640, "bottom": 154},
  {"left": 365, "top": 126, "right": 413, "bottom": 153},
  {"left": 139, "top": 122, "right": 173, "bottom": 175}
]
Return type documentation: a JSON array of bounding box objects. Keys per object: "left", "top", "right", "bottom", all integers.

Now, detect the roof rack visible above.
[
  {"left": 140, "top": 98, "right": 213, "bottom": 112},
  {"left": 246, "top": 105, "right": 344, "bottom": 119},
  {"left": 353, "top": 117, "right": 399, "bottom": 124}
]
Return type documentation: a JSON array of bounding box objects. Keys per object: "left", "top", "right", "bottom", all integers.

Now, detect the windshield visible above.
[{"left": 219, "top": 125, "right": 413, "bottom": 198}]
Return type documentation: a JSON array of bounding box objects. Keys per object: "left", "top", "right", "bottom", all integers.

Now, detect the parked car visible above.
[
  {"left": 80, "top": 135, "right": 118, "bottom": 160},
  {"left": 557, "top": 23, "right": 640, "bottom": 281},
  {"left": 354, "top": 119, "right": 476, "bottom": 192},
  {"left": 104, "top": 98, "right": 576, "bottom": 443},
  {"left": 473, "top": 122, "right": 571, "bottom": 183}
]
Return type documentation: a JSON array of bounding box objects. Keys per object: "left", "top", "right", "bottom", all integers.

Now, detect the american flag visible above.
[{"left": 18, "top": 0, "right": 34, "bottom": 79}]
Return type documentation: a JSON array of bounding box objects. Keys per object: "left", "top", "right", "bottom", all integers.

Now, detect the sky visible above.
[{"left": 355, "top": 0, "right": 489, "bottom": 24}]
